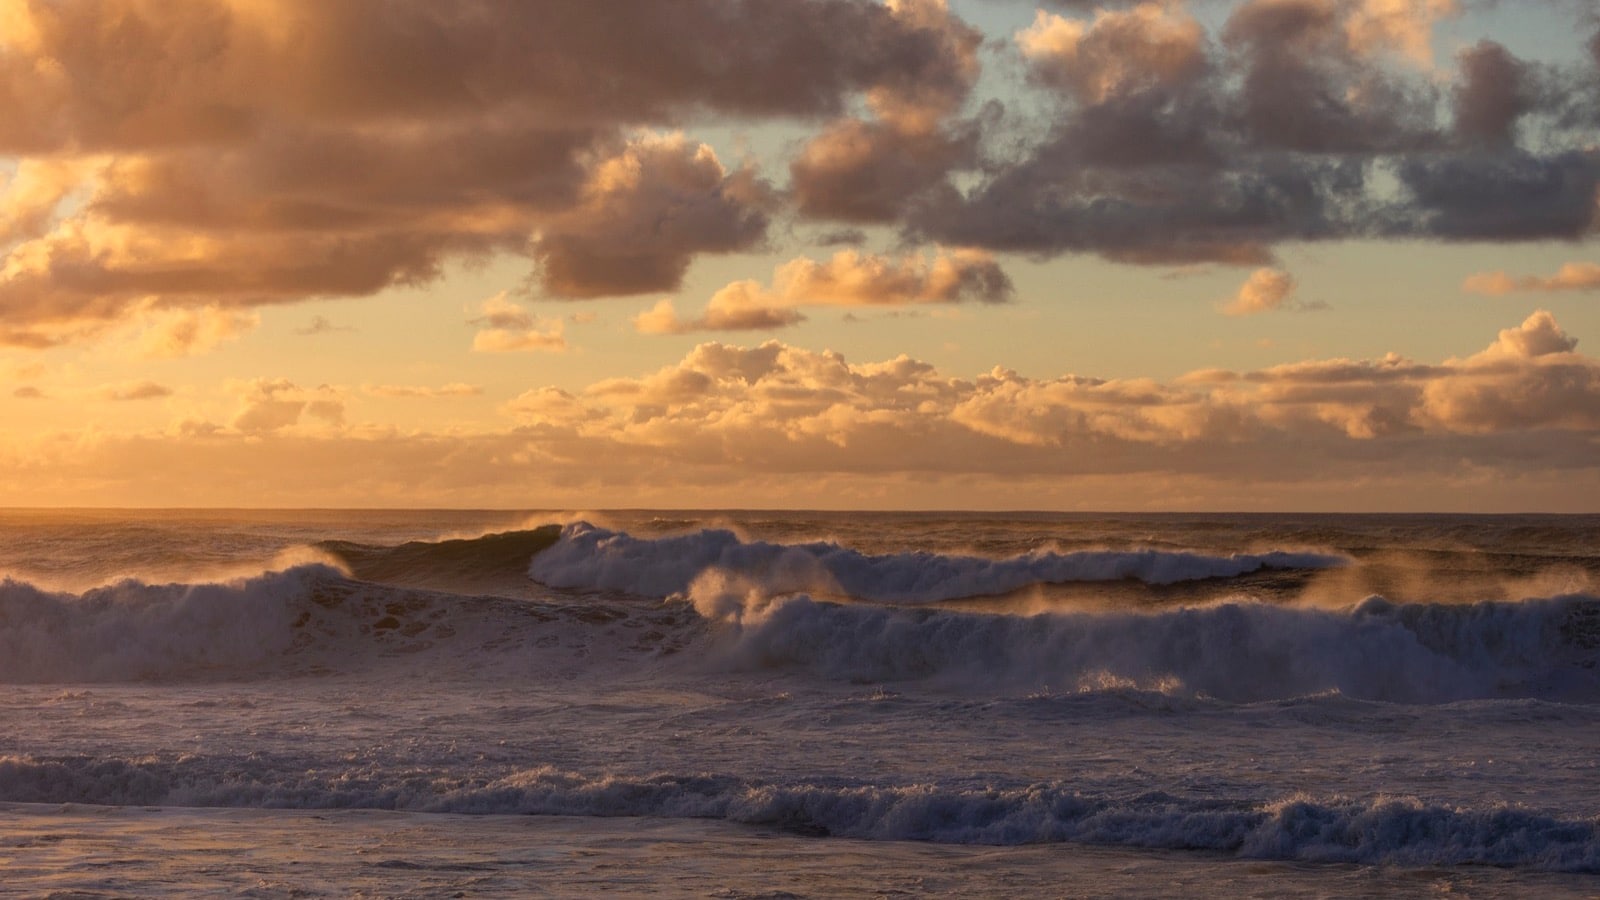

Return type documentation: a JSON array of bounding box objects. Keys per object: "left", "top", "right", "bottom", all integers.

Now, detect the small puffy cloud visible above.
[
  {"left": 1018, "top": 4, "right": 1208, "bottom": 104},
  {"left": 635, "top": 249, "right": 1010, "bottom": 335},
  {"left": 229, "top": 379, "right": 344, "bottom": 434},
  {"left": 633, "top": 294, "right": 806, "bottom": 336},
  {"left": 472, "top": 326, "right": 567, "bottom": 353},
  {"left": 776, "top": 249, "right": 1012, "bottom": 307},
  {"left": 362, "top": 383, "right": 483, "bottom": 399},
  {"left": 130, "top": 304, "right": 259, "bottom": 359},
  {"left": 99, "top": 380, "right": 173, "bottom": 401},
  {"left": 469, "top": 292, "right": 566, "bottom": 353},
  {"left": 12, "top": 386, "right": 45, "bottom": 400},
  {"left": 1223, "top": 268, "right": 1298, "bottom": 315},
  {"left": 1464, "top": 262, "right": 1600, "bottom": 296}
]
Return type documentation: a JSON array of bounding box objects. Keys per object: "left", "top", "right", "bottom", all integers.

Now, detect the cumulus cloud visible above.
[
  {"left": 533, "top": 133, "right": 773, "bottom": 297},
  {"left": 0, "top": 0, "right": 985, "bottom": 346},
  {"left": 634, "top": 248, "right": 1010, "bottom": 334},
  {"left": 5, "top": 311, "right": 1600, "bottom": 509},
  {"left": 790, "top": 0, "right": 983, "bottom": 223},
  {"left": 0, "top": 0, "right": 1594, "bottom": 336},
  {"left": 1224, "top": 268, "right": 1297, "bottom": 315},
  {"left": 547, "top": 309, "right": 1600, "bottom": 455},
  {"left": 633, "top": 295, "right": 807, "bottom": 336},
  {"left": 1464, "top": 262, "right": 1600, "bottom": 295},
  {"left": 908, "top": 0, "right": 1598, "bottom": 266},
  {"left": 229, "top": 379, "right": 344, "bottom": 433},
  {"left": 1221, "top": 267, "right": 1327, "bottom": 315},
  {"left": 469, "top": 292, "right": 566, "bottom": 353},
  {"left": 129, "top": 305, "right": 259, "bottom": 358}
]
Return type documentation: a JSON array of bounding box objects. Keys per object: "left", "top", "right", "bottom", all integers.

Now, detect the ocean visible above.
[{"left": 1, "top": 509, "right": 1598, "bottom": 897}]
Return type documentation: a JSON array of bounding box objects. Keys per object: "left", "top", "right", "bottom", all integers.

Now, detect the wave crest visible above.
[
  {"left": 529, "top": 523, "right": 1347, "bottom": 603},
  {"left": 692, "top": 582, "right": 1600, "bottom": 703}
]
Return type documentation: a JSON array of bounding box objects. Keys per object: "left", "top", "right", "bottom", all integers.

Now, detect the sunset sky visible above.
[{"left": 1, "top": 0, "right": 1598, "bottom": 510}]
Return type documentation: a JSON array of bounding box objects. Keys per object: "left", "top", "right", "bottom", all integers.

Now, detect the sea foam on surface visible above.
[{"left": 1, "top": 756, "right": 1596, "bottom": 871}]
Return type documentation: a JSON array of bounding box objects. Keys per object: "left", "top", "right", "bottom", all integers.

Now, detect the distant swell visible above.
[
  {"left": 0, "top": 756, "right": 1595, "bottom": 871},
  {"left": 529, "top": 523, "right": 1348, "bottom": 602},
  {"left": 695, "top": 588, "right": 1600, "bottom": 703}
]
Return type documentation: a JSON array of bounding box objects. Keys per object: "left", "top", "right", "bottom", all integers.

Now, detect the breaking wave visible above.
[
  {"left": 528, "top": 522, "right": 1348, "bottom": 603},
  {"left": 695, "top": 582, "right": 1600, "bottom": 703},
  {"left": 0, "top": 756, "right": 1595, "bottom": 871},
  {"left": 2, "top": 524, "right": 1595, "bottom": 704},
  {"left": 0, "top": 565, "right": 684, "bottom": 683}
]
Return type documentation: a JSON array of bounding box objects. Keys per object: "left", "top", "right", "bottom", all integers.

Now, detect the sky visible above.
[{"left": 0, "top": 0, "right": 1598, "bottom": 511}]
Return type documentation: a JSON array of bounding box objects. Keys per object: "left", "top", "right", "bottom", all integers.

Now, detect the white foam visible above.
[
  {"left": 1, "top": 757, "right": 1594, "bottom": 870},
  {"left": 0, "top": 568, "right": 339, "bottom": 682},
  {"left": 691, "top": 582, "right": 1600, "bottom": 703},
  {"left": 529, "top": 523, "right": 1347, "bottom": 602}
]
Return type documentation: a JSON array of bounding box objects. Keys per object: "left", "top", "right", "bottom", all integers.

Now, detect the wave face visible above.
[
  {"left": 529, "top": 523, "right": 1347, "bottom": 603},
  {"left": 691, "top": 584, "right": 1600, "bottom": 703},
  {"left": 0, "top": 757, "right": 1595, "bottom": 871},
  {"left": 316, "top": 526, "right": 561, "bottom": 595}
]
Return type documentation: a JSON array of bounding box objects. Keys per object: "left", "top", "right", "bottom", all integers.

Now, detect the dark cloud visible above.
[
  {"left": 0, "top": 0, "right": 983, "bottom": 154},
  {"left": 532, "top": 134, "right": 774, "bottom": 298},
  {"left": 1394, "top": 150, "right": 1600, "bottom": 241},
  {"left": 1452, "top": 41, "right": 1535, "bottom": 145},
  {"left": 0, "top": 0, "right": 986, "bottom": 341},
  {"left": 791, "top": 120, "right": 980, "bottom": 223},
  {"left": 1222, "top": 0, "right": 1441, "bottom": 154},
  {"left": 902, "top": 1, "right": 1600, "bottom": 266}
]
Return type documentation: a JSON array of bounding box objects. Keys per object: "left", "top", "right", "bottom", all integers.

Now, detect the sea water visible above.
[{"left": 1, "top": 509, "right": 1598, "bottom": 897}]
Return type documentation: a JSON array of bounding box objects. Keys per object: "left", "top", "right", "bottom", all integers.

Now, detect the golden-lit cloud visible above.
[
  {"left": 127, "top": 304, "right": 259, "bottom": 359},
  {"left": 469, "top": 292, "right": 566, "bottom": 353},
  {"left": 228, "top": 378, "right": 344, "bottom": 434},
  {"left": 2, "top": 312, "right": 1598, "bottom": 509},
  {"left": 1018, "top": 3, "right": 1208, "bottom": 104},
  {"left": 361, "top": 383, "right": 483, "bottom": 400},
  {"left": 1223, "top": 268, "right": 1297, "bottom": 315},
  {"left": 1464, "top": 262, "right": 1600, "bottom": 295},
  {"left": 635, "top": 248, "right": 1010, "bottom": 334}
]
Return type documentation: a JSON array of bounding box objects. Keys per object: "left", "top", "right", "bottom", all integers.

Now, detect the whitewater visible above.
[{"left": 1, "top": 510, "right": 1598, "bottom": 897}]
